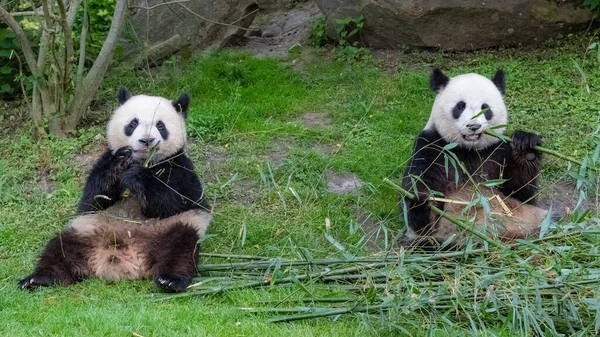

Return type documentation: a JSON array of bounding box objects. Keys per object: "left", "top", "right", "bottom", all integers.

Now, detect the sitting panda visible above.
[
  {"left": 19, "top": 87, "right": 212, "bottom": 292},
  {"left": 400, "top": 69, "right": 549, "bottom": 249}
]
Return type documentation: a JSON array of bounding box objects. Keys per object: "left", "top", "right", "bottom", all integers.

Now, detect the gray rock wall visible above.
[{"left": 316, "top": 0, "right": 592, "bottom": 50}]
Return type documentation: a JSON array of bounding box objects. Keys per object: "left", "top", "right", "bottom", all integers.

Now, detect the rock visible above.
[
  {"left": 255, "top": 0, "right": 308, "bottom": 12},
  {"left": 262, "top": 24, "right": 283, "bottom": 37},
  {"left": 316, "top": 0, "right": 592, "bottom": 50},
  {"left": 123, "top": 0, "right": 259, "bottom": 64},
  {"left": 326, "top": 170, "right": 363, "bottom": 195},
  {"left": 243, "top": 2, "right": 321, "bottom": 57}
]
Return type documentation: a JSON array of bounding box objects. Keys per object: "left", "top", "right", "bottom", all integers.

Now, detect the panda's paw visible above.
[
  {"left": 511, "top": 131, "right": 543, "bottom": 151},
  {"left": 114, "top": 146, "right": 134, "bottom": 171},
  {"left": 155, "top": 274, "right": 191, "bottom": 293},
  {"left": 121, "top": 164, "right": 150, "bottom": 193},
  {"left": 18, "top": 273, "right": 58, "bottom": 290}
]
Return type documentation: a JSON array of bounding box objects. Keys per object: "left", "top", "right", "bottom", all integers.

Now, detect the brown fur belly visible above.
[
  {"left": 430, "top": 187, "right": 548, "bottom": 244},
  {"left": 67, "top": 198, "right": 212, "bottom": 281}
]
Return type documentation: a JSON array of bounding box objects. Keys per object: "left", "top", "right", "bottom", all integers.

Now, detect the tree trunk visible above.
[{"left": 63, "top": 0, "right": 130, "bottom": 133}]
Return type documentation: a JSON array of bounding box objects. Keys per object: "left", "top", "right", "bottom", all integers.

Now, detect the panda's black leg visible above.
[
  {"left": 403, "top": 193, "right": 436, "bottom": 235},
  {"left": 147, "top": 223, "right": 199, "bottom": 293},
  {"left": 18, "top": 229, "right": 91, "bottom": 290}
]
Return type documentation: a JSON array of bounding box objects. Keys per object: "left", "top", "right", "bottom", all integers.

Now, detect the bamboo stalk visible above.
[
  {"left": 199, "top": 253, "right": 271, "bottom": 260},
  {"left": 268, "top": 304, "right": 392, "bottom": 323},
  {"left": 484, "top": 129, "right": 597, "bottom": 172}
]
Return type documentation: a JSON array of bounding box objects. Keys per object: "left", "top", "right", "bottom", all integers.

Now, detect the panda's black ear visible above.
[
  {"left": 118, "top": 86, "right": 130, "bottom": 105},
  {"left": 173, "top": 93, "right": 190, "bottom": 118},
  {"left": 429, "top": 68, "right": 450, "bottom": 93},
  {"left": 491, "top": 69, "right": 505, "bottom": 95}
]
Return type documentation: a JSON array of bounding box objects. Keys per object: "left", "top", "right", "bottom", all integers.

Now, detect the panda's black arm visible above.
[
  {"left": 498, "top": 130, "right": 543, "bottom": 204},
  {"left": 122, "top": 154, "right": 209, "bottom": 218},
  {"left": 77, "top": 148, "right": 131, "bottom": 213},
  {"left": 401, "top": 130, "right": 451, "bottom": 234}
]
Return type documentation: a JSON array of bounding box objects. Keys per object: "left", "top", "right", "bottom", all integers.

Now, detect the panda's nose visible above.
[
  {"left": 138, "top": 138, "right": 155, "bottom": 146},
  {"left": 466, "top": 123, "right": 481, "bottom": 132}
]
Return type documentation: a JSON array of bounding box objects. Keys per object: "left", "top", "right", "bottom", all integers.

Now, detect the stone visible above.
[
  {"left": 244, "top": 2, "right": 320, "bottom": 57},
  {"left": 123, "top": 0, "right": 259, "bottom": 64},
  {"left": 316, "top": 0, "right": 592, "bottom": 50},
  {"left": 326, "top": 170, "right": 363, "bottom": 195}
]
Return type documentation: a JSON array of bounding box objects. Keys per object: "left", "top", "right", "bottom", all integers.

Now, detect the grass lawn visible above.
[{"left": 1, "top": 37, "right": 599, "bottom": 336}]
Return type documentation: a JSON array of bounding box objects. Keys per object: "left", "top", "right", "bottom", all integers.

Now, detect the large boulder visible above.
[
  {"left": 123, "top": 0, "right": 259, "bottom": 65},
  {"left": 316, "top": 0, "right": 592, "bottom": 50}
]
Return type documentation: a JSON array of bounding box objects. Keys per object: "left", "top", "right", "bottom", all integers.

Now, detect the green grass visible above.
[{"left": 1, "top": 36, "right": 599, "bottom": 336}]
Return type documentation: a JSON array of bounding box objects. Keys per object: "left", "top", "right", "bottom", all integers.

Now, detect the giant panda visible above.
[
  {"left": 18, "top": 87, "right": 212, "bottom": 292},
  {"left": 400, "top": 69, "right": 549, "bottom": 249}
]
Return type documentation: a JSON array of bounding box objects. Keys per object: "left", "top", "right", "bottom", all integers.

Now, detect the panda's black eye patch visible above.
[
  {"left": 482, "top": 104, "right": 493, "bottom": 120},
  {"left": 125, "top": 118, "right": 138, "bottom": 136},
  {"left": 156, "top": 120, "right": 169, "bottom": 140},
  {"left": 452, "top": 101, "right": 466, "bottom": 119}
]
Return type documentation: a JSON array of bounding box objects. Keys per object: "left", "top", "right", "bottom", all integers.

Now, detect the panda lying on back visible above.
[
  {"left": 400, "top": 69, "right": 549, "bottom": 249},
  {"left": 19, "top": 87, "right": 211, "bottom": 292}
]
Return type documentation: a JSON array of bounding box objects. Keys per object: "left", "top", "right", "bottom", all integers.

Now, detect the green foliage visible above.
[
  {"left": 73, "top": 0, "right": 116, "bottom": 58},
  {"left": 0, "top": 17, "right": 36, "bottom": 100},
  {"left": 585, "top": 0, "right": 600, "bottom": 17},
  {"left": 334, "top": 14, "right": 370, "bottom": 61},
  {"left": 308, "top": 15, "right": 329, "bottom": 47}
]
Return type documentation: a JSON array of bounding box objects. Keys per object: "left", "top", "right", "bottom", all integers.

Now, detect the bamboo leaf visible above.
[
  {"left": 482, "top": 179, "right": 508, "bottom": 187},
  {"left": 539, "top": 205, "right": 553, "bottom": 238},
  {"left": 324, "top": 232, "right": 346, "bottom": 251}
]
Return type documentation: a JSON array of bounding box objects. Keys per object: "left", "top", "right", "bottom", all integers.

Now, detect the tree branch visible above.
[
  {"left": 57, "top": 0, "right": 75, "bottom": 80},
  {"left": 135, "top": 0, "right": 191, "bottom": 10},
  {"left": 66, "top": 0, "right": 130, "bottom": 128},
  {"left": 66, "top": 0, "right": 81, "bottom": 27},
  {"left": 175, "top": 2, "right": 252, "bottom": 31},
  {"left": 9, "top": 11, "right": 59, "bottom": 19},
  {"left": 0, "top": 6, "right": 42, "bottom": 76},
  {"left": 76, "top": 0, "right": 88, "bottom": 81},
  {"left": 135, "top": 0, "right": 253, "bottom": 31},
  {"left": 40, "top": 0, "right": 53, "bottom": 32}
]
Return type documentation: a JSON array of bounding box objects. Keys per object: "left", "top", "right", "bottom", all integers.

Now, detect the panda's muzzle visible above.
[
  {"left": 466, "top": 122, "right": 481, "bottom": 132},
  {"left": 138, "top": 138, "right": 155, "bottom": 146}
]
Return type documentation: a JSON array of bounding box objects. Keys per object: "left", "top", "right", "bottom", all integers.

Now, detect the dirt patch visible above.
[
  {"left": 325, "top": 170, "right": 363, "bottom": 195},
  {"left": 242, "top": 2, "right": 320, "bottom": 57},
  {"left": 538, "top": 181, "right": 599, "bottom": 219},
  {"left": 70, "top": 137, "right": 106, "bottom": 174},
  {"left": 37, "top": 170, "right": 55, "bottom": 194},
  {"left": 311, "top": 143, "right": 337, "bottom": 156},
  {"left": 297, "top": 112, "right": 331, "bottom": 129},
  {"left": 267, "top": 137, "right": 295, "bottom": 166},
  {"left": 354, "top": 206, "right": 384, "bottom": 253},
  {"left": 201, "top": 145, "right": 228, "bottom": 183},
  {"left": 230, "top": 179, "right": 260, "bottom": 205}
]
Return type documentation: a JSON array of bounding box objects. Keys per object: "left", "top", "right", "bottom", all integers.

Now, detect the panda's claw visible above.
[
  {"left": 154, "top": 274, "right": 191, "bottom": 293},
  {"left": 18, "top": 273, "right": 57, "bottom": 290}
]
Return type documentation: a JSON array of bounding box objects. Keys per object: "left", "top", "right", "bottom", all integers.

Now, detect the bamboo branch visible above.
[
  {"left": 269, "top": 304, "right": 392, "bottom": 323},
  {"left": 484, "top": 129, "right": 597, "bottom": 172}
]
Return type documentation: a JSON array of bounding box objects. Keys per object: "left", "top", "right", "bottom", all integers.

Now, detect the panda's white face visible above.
[
  {"left": 106, "top": 89, "right": 189, "bottom": 163},
  {"left": 425, "top": 70, "right": 508, "bottom": 150}
]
